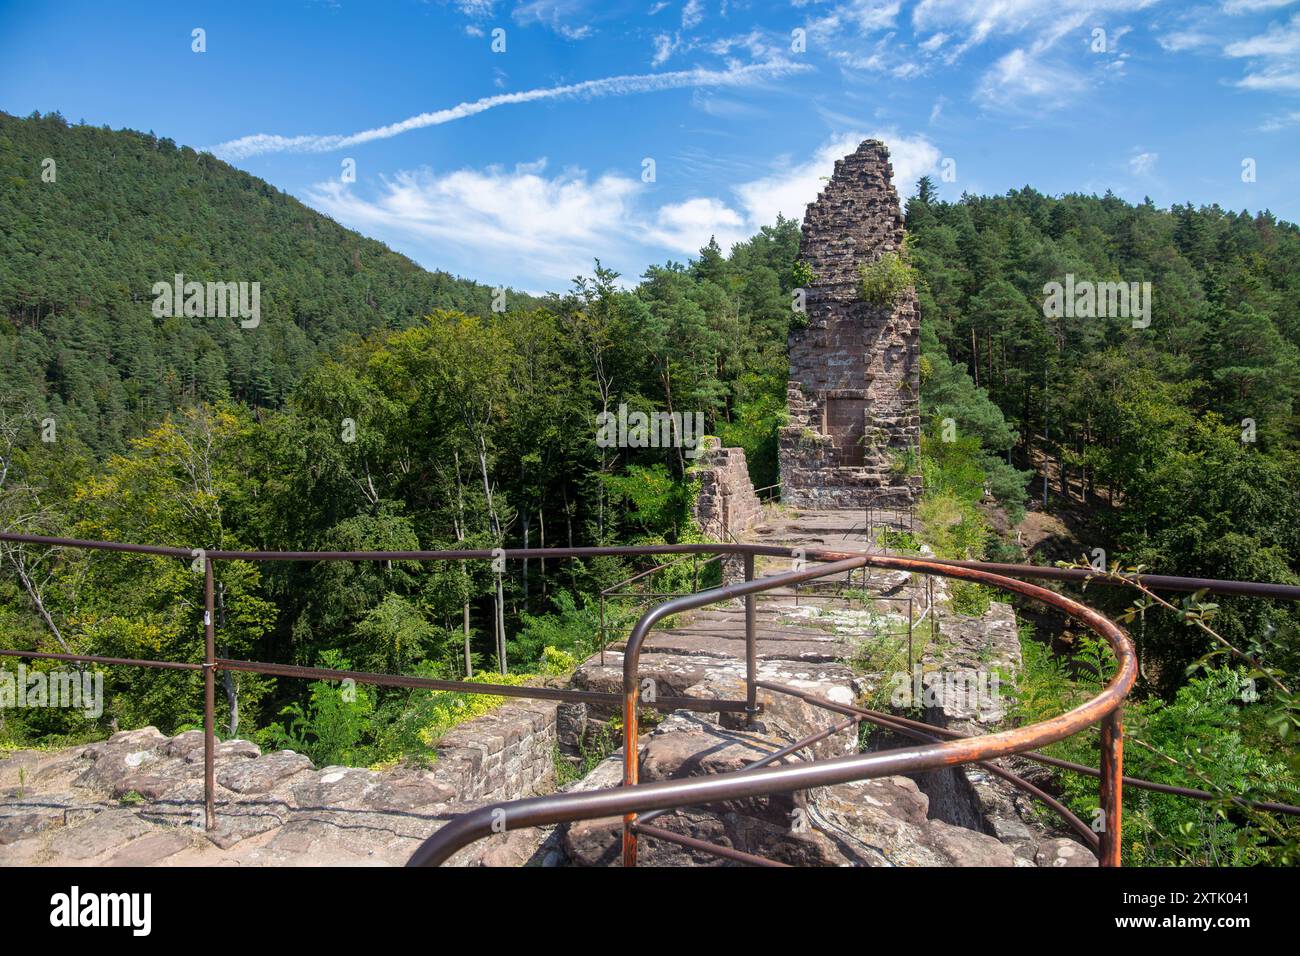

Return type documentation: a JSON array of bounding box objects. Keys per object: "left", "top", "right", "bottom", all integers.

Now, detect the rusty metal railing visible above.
[
  {"left": 406, "top": 545, "right": 1140, "bottom": 866},
  {"left": 4, "top": 530, "right": 1298, "bottom": 868}
]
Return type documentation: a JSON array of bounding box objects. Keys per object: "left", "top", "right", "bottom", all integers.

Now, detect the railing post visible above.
[
  {"left": 929, "top": 576, "right": 937, "bottom": 644},
  {"left": 744, "top": 552, "right": 757, "bottom": 722},
  {"left": 203, "top": 557, "right": 216, "bottom": 832},
  {"left": 1099, "top": 710, "right": 1124, "bottom": 866},
  {"left": 907, "top": 596, "right": 913, "bottom": 669},
  {"left": 599, "top": 593, "right": 606, "bottom": 667},
  {"left": 621, "top": 677, "right": 640, "bottom": 868}
]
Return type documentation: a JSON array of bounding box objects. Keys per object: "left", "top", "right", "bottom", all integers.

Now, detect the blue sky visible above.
[{"left": 2, "top": 0, "right": 1299, "bottom": 292}]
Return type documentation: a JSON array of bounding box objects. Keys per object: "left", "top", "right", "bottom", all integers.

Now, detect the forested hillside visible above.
[
  {"left": 0, "top": 111, "right": 512, "bottom": 454},
  {"left": 907, "top": 179, "right": 1300, "bottom": 693},
  {"left": 2, "top": 115, "right": 1298, "bottom": 863}
]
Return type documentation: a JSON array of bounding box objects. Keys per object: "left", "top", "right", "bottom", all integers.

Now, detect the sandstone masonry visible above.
[
  {"left": 691, "top": 442, "right": 764, "bottom": 584},
  {"left": 779, "top": 139, "right": 921, "bottom": 509}
]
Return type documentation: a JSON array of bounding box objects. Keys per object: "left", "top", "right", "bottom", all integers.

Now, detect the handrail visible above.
[
  {"left": 406, "top": 547, "right": 1138, "bottom": 867},
  {"left": 4, "top": 529, "right": 1296, "bottom": 868},
  {"left": 6, "top": 530, "right": 1295, "bottom": 600}
]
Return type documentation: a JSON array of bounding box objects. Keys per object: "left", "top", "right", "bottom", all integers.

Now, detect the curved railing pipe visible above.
[{"left": 407, "top": 550, "right": 1136, "bottom": 867}]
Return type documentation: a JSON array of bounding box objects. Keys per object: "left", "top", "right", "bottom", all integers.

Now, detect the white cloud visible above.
[
  {"left": 1129, "top": 151, "right": 1158, "bottom": 175},
  {"left": 807, "top": 0, "right": 901, "bottom": 44},
  {"left": 648, "top": 197, "right": 748, "bottom": 253},
  {"left": 976, "top": 48, "right": 1087, "bottom": 110},
  {"left": 1237, "top": 66, "right": 1300, "bottom": 90},
  {"left": 1158, "top": 30, "right": 1218, "bottom": 52},
  {"left": 733, "top": 130, "right": 940, "bottom": 228},
  {"left": 682, "top": 0, "right": 704, "bottom": 29},
  {"left": 303, "top": 132, "right": 941, "bottom": 289},
  {"left": 902, "top": 1, "right": 1152, "bottom": 105},
  {"left": 307, "top": 161, "right": 644, "bottom": 285},
  {"left": 843, "top": 0, "right": 902, "bottom": 32},
  {"left": 211, "top": 60, "right": 810, "bottom": 159},
  {"left": 913, "top": 0, "right": 1159, "bottom": 49},
  {"left": 1259, "top": 108, "right": 1300, "bottom": 129},
  {"left": 1225, "top": 13, "right": 1300, "bottom": 93},
  {"left": 511, "top": 0, "right": 594, "bottom": 38},
  {"left": 652, "top": 32, "right": 679, "bottom": 66},
  {"left": 708, "top": 29, "right": 784, "bottom": 60},
  {"left": 1225, "top": 13, "right": 1300, "bottom": 56},
  {"left": 1222, "top": 0, "right": 1299, "bottom": 13}
]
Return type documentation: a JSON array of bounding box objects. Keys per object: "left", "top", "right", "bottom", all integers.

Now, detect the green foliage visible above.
[
  {"left": 509, "top": 591, "right": 602, "bottom": 670},
  {"left": 949, "top": 582, "right": 994, "bottom": 617},
  {"left": 1015, "top": 629, "right": 1300, "bottom": 866},
  {"left": 554, "top": 722, "right": 618, "bottom": 787},
  {"left": 261, "top": 651, "right": 374, "bottom": 767},
  {"left": 858, "top": 251, "right": 918, "bottom": 308},
  {"left": 791, "top": 259, "right": 816, "bottom": 288},
  {"left": 0, "top": 112, "right": 522, "bottom": 456},
  {"left": 540, "top": 645, "right": 578, "bottom": 676},
  {"left": 874, "top": 528, "right": 919, "bottom": 552},
  {"left": 369, "top": 670, "right": 537, "bottom": 767},
  {"left": 601, "top": 463, "right": 691, "bottom": 538}
]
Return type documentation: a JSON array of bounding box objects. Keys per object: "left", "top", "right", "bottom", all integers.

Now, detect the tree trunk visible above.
[
  {"left": 463, "top": 597, "right": 472, "bottom": 678},
  {"left": 217, "top": 583, "right": 238, "bottom": 736},
  {"left": 495, "top": 576, "right": 508, "bottom": 675},
  {"left": 539, "top": 509, "right": 547, "bottom": 602},
  {"left": 521, "top": 511, "right": 530, "bottom": 615}
]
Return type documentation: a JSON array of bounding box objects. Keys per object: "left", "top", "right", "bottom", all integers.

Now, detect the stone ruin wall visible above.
[
  {"left": 431, "top": 697, "right": 558, "bottom": 804},
  {"left": 691, "top": 443, "right": 763, "bottom": 584},
  {"left": 779, "top": 139, "right": 921, "bottom": 509}
]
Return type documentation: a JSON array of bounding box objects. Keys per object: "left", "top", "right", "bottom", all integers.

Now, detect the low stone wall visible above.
[
  {"left": 0, "top": 696, "right": 559, "bottom": 867},
  {"left": 431, "top": 698, "right": 558, "bottom": 804}
]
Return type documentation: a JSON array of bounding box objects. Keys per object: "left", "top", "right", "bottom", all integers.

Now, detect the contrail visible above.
[{"left": 211, "top": 60, "right": 810, "bottom": 160}]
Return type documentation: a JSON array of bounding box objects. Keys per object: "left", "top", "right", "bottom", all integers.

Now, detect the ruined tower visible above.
[{"left": 778, "top": 139, "right": 921, "bottom": 509}]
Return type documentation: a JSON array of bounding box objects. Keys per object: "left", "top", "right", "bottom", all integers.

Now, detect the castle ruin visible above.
[{"left": 778, "top": 139, "right": 921, "bottom": 509}]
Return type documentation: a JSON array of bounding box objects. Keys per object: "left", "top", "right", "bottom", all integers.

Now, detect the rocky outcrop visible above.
[
  {"left": 780, "top": 140, "right": 921, "bottom": 509},
  {"left": 897, "top": 578, "right": 1097, "bottom": 866},
  {"left": 0, "top": 696, "right": 558, "bottom": 866},
  {"left": 557, "top": 702, "right": 1017, "bottom": 868}
]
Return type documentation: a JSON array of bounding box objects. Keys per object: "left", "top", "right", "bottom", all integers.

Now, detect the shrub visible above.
[
  {"left": 858, "top": 251, "right": 917, "bottom": 308},
  {"left": 260, "top": 650, "right": 374, "bottom": 767},
  {"left": 1014, "top": 628, "right": 1300, "bottom": 866},
  {"left": 540, "top": 645, "right": 578, "bottom": 676},
  {"left": 950, "top": 581, "right": 994, "bottom": 616},
  {"left": 791, "top": 259, "right": 816, "bottom": 288}
]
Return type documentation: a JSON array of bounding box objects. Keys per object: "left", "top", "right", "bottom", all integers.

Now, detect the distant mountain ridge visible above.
[{"left": 0, "top": 111, "right": 522, "bottom": 454}]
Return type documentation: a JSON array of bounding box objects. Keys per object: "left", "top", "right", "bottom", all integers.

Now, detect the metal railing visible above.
[
  {"left": 3, "top": 530, "right": 1298, "bottom": 868},
  {"left": 407, "top": 545, "right": 1139, "bottom": 865}
]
